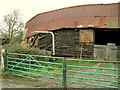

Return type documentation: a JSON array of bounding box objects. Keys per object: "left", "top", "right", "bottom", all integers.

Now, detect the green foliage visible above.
[
  {"left": 1, "top": 32, "right": 11, "bottom": 45},
  {"left": 2, "top": 31, "right": 23, "bottom": 45},
  {"left": 3, "top": 43, "right": 46, "bottom": 55},
  {"left": 2, "top": 38, "right": 11, "bottom": 45},
  {"left": 11, "top": 31, "right": 23, "bottom": 44},
  {"left": 2, "top": 71, "right": 15, "bottom": 78}
]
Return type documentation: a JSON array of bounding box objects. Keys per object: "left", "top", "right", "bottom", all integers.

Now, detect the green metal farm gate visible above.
[{"left": 4, "top": 52, "right": 120, "bottom": 88}]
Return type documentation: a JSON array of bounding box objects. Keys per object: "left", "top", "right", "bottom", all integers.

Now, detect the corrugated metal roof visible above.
[{"left": 26, "top": 3, "right": 119, "bottom": 37}]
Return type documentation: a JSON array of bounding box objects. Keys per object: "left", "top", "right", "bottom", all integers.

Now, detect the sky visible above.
[{"left": 0, "top": 0, "right": 119, "bottom": 23}]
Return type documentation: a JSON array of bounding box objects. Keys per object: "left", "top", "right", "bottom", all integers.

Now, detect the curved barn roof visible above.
[{"left": 26, "top": 3, "right": 119, "bottom": 37}]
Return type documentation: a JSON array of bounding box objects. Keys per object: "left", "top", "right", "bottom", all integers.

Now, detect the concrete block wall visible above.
[{"left": 94, "top": 43, "right": 119, "bottom": 60}]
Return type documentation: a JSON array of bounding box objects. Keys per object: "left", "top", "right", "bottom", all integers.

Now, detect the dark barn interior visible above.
[{"left": 95, "top": 29, "right": 120, "bottom": 46}]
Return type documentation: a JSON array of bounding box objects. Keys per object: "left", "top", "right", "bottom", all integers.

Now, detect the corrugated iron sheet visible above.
[{"left": 26, "top": 3, "right": 119, "bottom": 37}]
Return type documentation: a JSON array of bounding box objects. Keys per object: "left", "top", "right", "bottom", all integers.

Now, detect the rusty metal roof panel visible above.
[{"left": 26, "top": 3, "right": 119, "bottom": 37}]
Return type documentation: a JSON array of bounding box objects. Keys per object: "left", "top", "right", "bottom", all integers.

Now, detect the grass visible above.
[{"left": 67, "top": 60, "right": 98, "bottom": 67}]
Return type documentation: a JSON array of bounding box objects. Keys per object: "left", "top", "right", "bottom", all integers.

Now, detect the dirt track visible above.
[{"left": 2, "top": 75, "right": 62, "bottom": 88}]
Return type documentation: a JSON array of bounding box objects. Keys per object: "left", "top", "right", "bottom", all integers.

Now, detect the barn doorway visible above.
[{"left": 95, "top": 30, "right": 120, "bottom": 46}]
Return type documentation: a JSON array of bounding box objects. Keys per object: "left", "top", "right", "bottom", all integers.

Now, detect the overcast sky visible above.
[{"left": 0, "top": 0, "right": 119, "bottom": 22}]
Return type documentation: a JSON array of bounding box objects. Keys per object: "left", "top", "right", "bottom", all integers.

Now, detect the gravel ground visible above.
[
  {"left": 67, "top": 68, "right": 115, "bottom": 88},
  {"left": 2, "top": 75, "right": 62, "bottom": 88}
]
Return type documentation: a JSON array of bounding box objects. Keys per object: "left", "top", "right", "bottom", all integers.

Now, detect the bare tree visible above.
[{"left": 2, "top": 10, "right": 24, "bottom": 40}]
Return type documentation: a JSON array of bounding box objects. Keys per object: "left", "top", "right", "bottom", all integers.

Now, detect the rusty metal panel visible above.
[
  {"left": 26, "top": 3, "right": 119, "bottom": 37},
  {"left": 80, "top": 30, "right": 94, "bottom": 43},
  {"left": 105, "top": 17, "right": 118, "bottom": 28},
  {"left": 101, "top": 4, "right": 118, "bottom": 16},
  {"left": 99, "top": 16, "right": 105, "bottom": 28}
]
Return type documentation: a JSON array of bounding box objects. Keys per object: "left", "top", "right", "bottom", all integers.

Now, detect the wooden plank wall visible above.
[
  {"left": 54, "top": 30, "right": 79, "bottom": 57},
  {"left": 29, "top": 29, "right": 94, "bottom": 58}
]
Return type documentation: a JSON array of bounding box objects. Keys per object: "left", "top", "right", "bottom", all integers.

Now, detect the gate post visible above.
[
  {"left": 62, "top": 57, "right": 67, "bottom": 89},
  {"left": 1, "top": 49, "right": 5, "bottom": 71},
  {"left": 4, "top": 49, "right": 8, "bottom": 71}
]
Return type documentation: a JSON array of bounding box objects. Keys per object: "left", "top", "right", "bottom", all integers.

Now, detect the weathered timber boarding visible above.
[{"left": 54, "top": 29, "right": 80, "bottom": 57}]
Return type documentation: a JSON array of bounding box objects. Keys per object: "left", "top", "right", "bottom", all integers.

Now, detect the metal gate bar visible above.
[
  {"left": 4, "top": 52, "right": 120, "bottom": 88},
  {"left": 5, "top": 52, "right": 64, "bottom": 87},
  {"left": 66, "top": 58, "right": 119, "bottom": 88}
]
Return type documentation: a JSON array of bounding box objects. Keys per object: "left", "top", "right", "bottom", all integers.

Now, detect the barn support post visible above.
[
  {"left": 31, "top": 31, "right": 55, "bottom": 55},
  {"left": 3, "top": 49, "right": 8, "bottom": 71},
  {"left": 31, "top": 34, "right": 39, "bottom": 47}
]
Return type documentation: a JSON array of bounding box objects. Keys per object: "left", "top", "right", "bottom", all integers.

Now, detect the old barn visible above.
[{"left": 24, "top": 3, "right": 120, "bottom": 59}]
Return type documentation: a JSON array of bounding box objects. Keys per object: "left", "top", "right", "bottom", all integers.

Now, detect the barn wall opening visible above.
[{"left": 95, "top": 30, "right": 120, "bottom": 46}]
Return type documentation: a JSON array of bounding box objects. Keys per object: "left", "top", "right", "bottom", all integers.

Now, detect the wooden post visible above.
[
  {"left": 4, "top": 49, "right": 8, "bottom": 71},
  {"left": 80, "top": 43, "right": 83, "bottom": 60},
  {"left": 62, "top": 57, "right": 67, "bottom": 89},
  {"left": 1, "top": 49, "right": 5, "bottom": 71}
]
